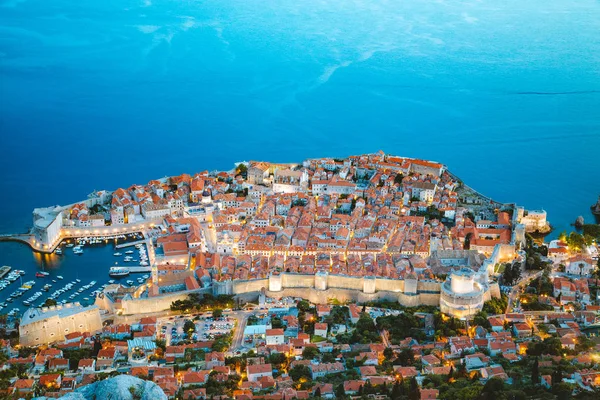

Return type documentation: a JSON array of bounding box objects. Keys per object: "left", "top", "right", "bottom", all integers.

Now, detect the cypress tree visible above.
[
  {"left": 391, "top": 381, "right": 402, "bottom": 399},
  {"left": 448, "top": 365, "right": 454, "bottom": 382},
  {"left": 532, "top": 357, "right": 540, "bottom": 384},
  {"left": 408, "top": 377, "right": 420, "bottom": 400},
  {"left": 315, "top": 387, "right": 321, "bottom": 398}
]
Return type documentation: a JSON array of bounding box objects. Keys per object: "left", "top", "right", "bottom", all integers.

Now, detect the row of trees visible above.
[
  {"left": 336, "top": 312, "right": 381, "bottom": 344},
  {"left": 170, "top": 293, "right": 234, "bottom": 313}
]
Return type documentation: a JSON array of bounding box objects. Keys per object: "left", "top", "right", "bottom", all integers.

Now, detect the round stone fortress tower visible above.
[{"left": 440, "top": 267, "right": 486, "bottom": 318}]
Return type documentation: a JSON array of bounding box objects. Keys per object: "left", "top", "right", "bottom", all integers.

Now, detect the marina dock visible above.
[
  {"left": 115, "top": 239, "right": 147, "bottom": 249},
  {"left": 111, "top": 265, "right": 152, "bottom": 273}
]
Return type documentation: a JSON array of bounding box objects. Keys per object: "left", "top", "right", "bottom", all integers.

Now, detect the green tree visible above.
[
  {"left": 395, "top": 348, "right": 415, "bottom": 366},
  {"left": 383, "top": 347, "right": 395, "bottom": 360},
  {"left": 302, "top": 346, "right": 320, "bottom": 360},
  {"left": 297, "top": 300, "right": 311, "bottom": 312},
  {"left": 481, "top": 377, "right": 504, "bottom": 397},
  {"left": 472, "top": 311, "right": 491, "bottom": 330},
  {"left": 531, "top": 357, "right": 540, "bottom": 384},
  {"left": 464, "top": 232, "right": 473, "bottom": 250},
  {"left": 408, "top": 377, "right": 420, "bottom": 400},
  {"left": 391, "top": 381, "right": 402, "bottom": 399},
  {"left": 183, "top": 320, "right": 196, "bottom": 334},
  {"left": 394, "top": 173, "right": 404, "bottom": 185},
  {"left": 314, "top": 386, "right": 322, "bottom": 398},
  {"left": 212, "top": 309, "right": 223, "bottom": 318},
  {"left": 335, "top": 383, "right": 346, "bottom": 399},
  {"left": 289, "top": 365, "right": 311, "bottom": 382},
  {"left": 235, "top": 163, "right": 248, "bottom": 175}
]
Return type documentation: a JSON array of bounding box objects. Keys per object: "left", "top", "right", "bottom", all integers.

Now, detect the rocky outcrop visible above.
[
  {"left": 575, "top": 215, "right": 585, "bottom": 228},
  {"left": 35, "top": 375, "right": 167, "bottom": 400},
  {"left": 592, "top": 195, "right": 600, "bottom": 215}
]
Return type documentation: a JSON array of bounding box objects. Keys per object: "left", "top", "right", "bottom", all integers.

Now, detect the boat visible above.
[
  {"left": 74, "top": 249, "right": 84, "bottom": 255},
  {"left": 109, "top": 267, "right": 130, "bottom": 278},
  {"left": 55, "top": 248, "right": 63, "bottom": 255},
  {"left": 126, "top": 280, "right": 134, "bottom": 286},
  {"left": 108, "top": 280, "right": 115, "bottom": 284},
  {"left": 57, "top": 276, "right": 63, "bottom": 280},
  {"left": 36, "top": 272, "right": 49, "bottom": 278},
  {"left": 76, "top": 279, "right": 81, "bottom": 283},
  {"left": 65, "top": 243, "right": 74, "bottom": 248},
  {"left": 125, "top": 250, "right": 134, "bottom": 254},
  {"left": 113, "top": 252, "right": 123, "bottom": 256},
  {"left": 23, "top": 301, "right": 30, "bottom": 306}
]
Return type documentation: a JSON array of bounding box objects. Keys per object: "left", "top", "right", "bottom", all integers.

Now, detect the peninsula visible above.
[
  {"left": 22, "top": 152, "right": 540, "bottom": 324},
  {"left": 4, "top": 152, "right": 599, "bottom": 399}
]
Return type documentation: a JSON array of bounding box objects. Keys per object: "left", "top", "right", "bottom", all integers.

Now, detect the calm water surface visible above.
[{"left": 1, "top": 0, "right": 599, "bottom": 292}]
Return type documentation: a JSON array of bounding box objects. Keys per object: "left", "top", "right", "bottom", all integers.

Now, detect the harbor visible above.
[{"left": 0, "top": 233, "right": 154, "bottom": 314}]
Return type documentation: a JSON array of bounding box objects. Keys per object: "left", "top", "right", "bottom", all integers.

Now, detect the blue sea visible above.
[{"left": 0, "top": 0, "right": 599, "bottom": 299}]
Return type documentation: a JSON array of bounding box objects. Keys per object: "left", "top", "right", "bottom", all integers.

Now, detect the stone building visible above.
[{"left": 19, "top": 303, "right": 102, "bottom": 347}]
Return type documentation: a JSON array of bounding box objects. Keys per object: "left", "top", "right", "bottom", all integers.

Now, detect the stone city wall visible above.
[
  {"left": 281, "top": 273, "right": 315, "bottom": 288},
  {"left": 119, "top": 288, "right": 210, "bottom": 315},
  {"left": 265, "top": 287, "right": 440, "bottom": 306},
  {"left": 231, "top": 278, "right": 269, "bottom": 295}
]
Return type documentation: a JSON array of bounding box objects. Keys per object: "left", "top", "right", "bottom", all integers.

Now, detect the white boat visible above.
[
  {"left": 125, "top": 250, "right": 134, "bottom": 254},
  {"left": 114, "top": 252, "right": 122, "bottom": 256},
  {"left": 65, "top": 243, "right": 74, "bottom": 248},
  {"left": 126, "top": 280, "right": 134, "bottom": 285},
  {"left": 57, "top": 276, "right": 63, "bottom": 280},
  {"left": 55, "top": 249, "right": 63, "bottom": 255},
  {"left": 76, "top": 279, "right": 81, "bottom": 283}
]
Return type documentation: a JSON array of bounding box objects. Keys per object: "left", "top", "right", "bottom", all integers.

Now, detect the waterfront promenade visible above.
[{"left": 0, "top": 222, "right": 158, "bottom": 254}]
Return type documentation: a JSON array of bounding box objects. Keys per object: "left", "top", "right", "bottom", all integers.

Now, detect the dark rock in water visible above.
[
  {"left": 592, "top": 195, "right": 600, "bottom": 215},
  {"left": 575, "top": 216, "right": 585, "bottom": 228}
]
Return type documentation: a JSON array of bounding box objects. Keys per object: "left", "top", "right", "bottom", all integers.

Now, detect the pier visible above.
[
  {"left": 112, "top": 265, "right": 152, "bottom": 273},
  {"left": 115, "top": 239, "right": 146, "bottom": 249},
  {"left": 0, "top": 233, "right": 39, "bottom": 250}
]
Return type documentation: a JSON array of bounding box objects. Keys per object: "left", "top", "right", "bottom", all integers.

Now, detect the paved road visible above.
[
  {"left": 506, "top": 269, "right": 544, "bottom": 313},
  {"left": 230, "top": 311, "right": 252, "bottom": 351},
  {"left": 200, "top": 223, "right": 217, "bottom": 253},
  {"left": 380, "top": 329, "right": 391, "bottom": 348}
]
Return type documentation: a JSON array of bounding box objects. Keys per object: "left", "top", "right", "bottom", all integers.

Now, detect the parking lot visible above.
[{"left": 158, "top": 313, "right": 235, "bottom": 345}]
